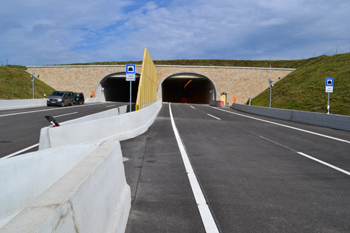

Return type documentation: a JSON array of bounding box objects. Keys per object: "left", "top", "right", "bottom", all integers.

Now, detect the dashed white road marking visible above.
[
  {"left": 212, "top": 107, "right": 350, "bottom": 144},
  {"left": 207, "top": 114, "right": 221, "bottom": 121},
  {"left": 54, "top": 112, "right": 78, "bottom": 118}
]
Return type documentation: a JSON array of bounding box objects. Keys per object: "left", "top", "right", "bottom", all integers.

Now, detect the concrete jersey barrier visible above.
[
  {"left": 209, "top": 100, "right": 224, "bottom": 107},
  {"left": 39, "top": 99, "right": 162, "bottom": 149},
  {"left": 0, "top": 143, "right": 99, "bottom": 228},
  {"left": 0, "top": 140, "right": 131, "bottom": 233},
  {"left": 0, "top": 99, "right": 46, "bottom": 110},
  {"left": 1, "top": 100, "right": 161, "bottom": 232},
  {"left": 231, "top": 104, "right": 350, "bottom": 132},
  {"left": 61, "top": 105, "right": 127, "bottom": 126}
]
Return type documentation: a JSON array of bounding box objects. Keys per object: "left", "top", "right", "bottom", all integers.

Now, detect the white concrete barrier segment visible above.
[
  {"left": 62, "top": 105, "right": 127, "bottom": 126},
  {"left": 231, "top": 104, "right": 350, "bottom": 132},
  {"left": 0, "top": 140, "right": 131, "bottom": 233},
  {"left": 85, "top": 97, "right": 101, "bottom": 103},
  {"left": 39, "top": 99, "right": 162, "bottom": 149},
  {"left": 0, "top": 99, "right": 46, "bottom": 110},
  {"left": 0, "top": 143, "right": 99, "bottom": 228},
  {"left": 0, "top": 100, "right": 161, "bottom": 232}
]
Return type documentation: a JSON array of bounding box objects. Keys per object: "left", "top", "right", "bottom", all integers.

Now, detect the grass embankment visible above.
[
  {"left": 251, "top": 53, "right": 350, "bottom": 116},
  {"left": 0, "top": 65, "right": 55, "bottom": 99}
]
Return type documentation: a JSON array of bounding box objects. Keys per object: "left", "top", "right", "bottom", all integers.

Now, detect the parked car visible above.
[
  {"left": 74, "top": 92, "right": 85, "bottom": 105},
  {"left": 47, "top": 91, "right": 75, "bottom": 107}
]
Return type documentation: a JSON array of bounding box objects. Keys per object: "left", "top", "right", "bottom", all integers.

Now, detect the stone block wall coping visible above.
[{"left": 26, "top": 65, "right": 296, "bottom": 71}]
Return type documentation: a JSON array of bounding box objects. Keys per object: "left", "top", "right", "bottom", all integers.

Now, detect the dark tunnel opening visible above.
[
  {"left": 161, "top": 74, "right": 216, "bottom": 104},
  {"left": 100, "top": 72, "right": 140, "bottom": 102}
]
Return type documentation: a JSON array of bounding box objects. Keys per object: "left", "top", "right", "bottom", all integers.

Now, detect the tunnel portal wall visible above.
[{"left": 26, "top": 65, "right": 294, "bottom": 104}]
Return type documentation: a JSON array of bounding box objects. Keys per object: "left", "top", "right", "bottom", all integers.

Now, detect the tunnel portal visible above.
[
  {"left": 161, "top": 73, "right": 217, "bottom": 104},
  {"left": 99, "top": 72, "right": 140, "bottom": 102}
]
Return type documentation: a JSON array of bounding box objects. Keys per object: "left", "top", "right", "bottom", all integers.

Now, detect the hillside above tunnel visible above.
[{"left": 251, "top": 53, "right": 350, "bottom": 116}]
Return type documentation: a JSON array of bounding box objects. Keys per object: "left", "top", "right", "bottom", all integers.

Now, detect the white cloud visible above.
[{"left": 1, "top": 0, "right": 349, "bottom": 65}]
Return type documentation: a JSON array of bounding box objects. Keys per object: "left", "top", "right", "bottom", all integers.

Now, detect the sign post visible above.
[
  {"left": 268, "top": 78, "right": 273, "bottom": 108},
  {"left": 126, "top": 64, "right": 136, "bottom": 112},
  {"left": 325, "top": 77, "right": 334, "bottom": 114}
]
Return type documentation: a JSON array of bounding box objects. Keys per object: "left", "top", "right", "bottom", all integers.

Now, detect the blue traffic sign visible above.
[
  {"left": 326, "top": 78, "right": 333, "bottom": 86},
  {"left": 325, "top": 77, "right": 333, "bottom": 93},
  {"left": 126, "top": 64, "right": 135, "bottom": 74}
]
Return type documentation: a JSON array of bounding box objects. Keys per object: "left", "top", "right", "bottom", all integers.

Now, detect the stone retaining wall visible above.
[{"left": 27, "top": 65, "right": 294, "bottom": 104}]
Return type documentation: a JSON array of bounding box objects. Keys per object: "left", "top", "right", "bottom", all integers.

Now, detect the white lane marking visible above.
[
  {"left": 190, "top": 106, "right": 195, "bottom": 109},
  {"left": 0, "top": 102, "right": 103, "bottom": 118},
  {"left": 0, "top": 143, "right": 39, "bottom": 161},
  {"left": 106, "top": 105, "right": 116, "bottom": 108},
  {"left": 297, "top": 152, "right": 350, "bottom": 176},
  {"left": 224, "top": 112, "right": 350, "bottom": 177},
  {"left": 212, "top": 107, "right": 350, "bottom": 144},
  {"left": 169, "top": 103, "right": 219, "bottom": 233},
  {"left": 207, "top": 114, "right": 221, "bottom": 121},
  {"left": 54, "top": 112, "right": 78, "bottom": 118}
]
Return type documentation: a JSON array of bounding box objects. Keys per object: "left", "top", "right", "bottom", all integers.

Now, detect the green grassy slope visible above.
[
  {"left": 251, "top": 53, "right": 350, "bottom": 116},
  {"left": 0, "top": 65, "right": 55, "bottom": 99}
]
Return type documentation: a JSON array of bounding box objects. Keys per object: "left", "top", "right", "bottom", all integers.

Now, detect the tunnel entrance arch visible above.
[
  {"left": 160, "top": 72, "right": 217, "bottom": 104},
  {"left": 96, "top": 72, "right": 140, "bottom": 102}
]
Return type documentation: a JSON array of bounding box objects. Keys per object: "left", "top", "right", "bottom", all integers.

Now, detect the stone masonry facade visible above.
[{"left": 26, "top": 65, "right": 294, "bottom": 105}]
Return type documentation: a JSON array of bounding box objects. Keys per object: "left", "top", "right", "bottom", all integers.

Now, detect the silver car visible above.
[{"left": 47, "top": 91, "right": 75, "bottom": 107}]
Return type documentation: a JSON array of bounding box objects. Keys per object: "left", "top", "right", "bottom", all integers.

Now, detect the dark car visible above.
[
  {"left": 47, "top": 91, "right": 75, "bottom": 107},
  {"left": 74, "top": 93, "right": 84, "bottom": 105}
]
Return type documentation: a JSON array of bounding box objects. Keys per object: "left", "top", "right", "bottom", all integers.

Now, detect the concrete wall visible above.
[
  {"left": 0, "top": 99, "right": 46, "bottom": 110},
  {"left": 26, "top": 65, "right": 294, "bottom": 105},
  {"left": 0, "top": 140, "right": 131, "bottom": 233},
  {"left": 231, "top": 104, "right": 350, "bottom": 132},
  {"left": 0, "top": 143, "right": 99, "bottom": 228},
  {"left": 0, "top": 100, "right": 162, "bottom": 232},
  {"left": 60, "top": 105, "right": 127, "bottom": 126},
  {"left": 39, "top": 100, "right": 161, "bottom": 150}
]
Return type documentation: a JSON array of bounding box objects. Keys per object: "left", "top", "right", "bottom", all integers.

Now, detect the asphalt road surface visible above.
[
  {"left": 122, "top": 103, "right": 350, "bottom": 233},
  {"left": 0, "top": 102, "right": 127, "bottom": 159}
]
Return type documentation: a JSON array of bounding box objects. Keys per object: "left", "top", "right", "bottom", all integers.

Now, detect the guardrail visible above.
[{"left": 231, "top": 104, "right": 350, "bottom": 132}]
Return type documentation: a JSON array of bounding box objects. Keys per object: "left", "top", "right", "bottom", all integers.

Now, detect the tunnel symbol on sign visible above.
[
  {"left": 327, "top": 80, "right": 332, "bottom": 85},
  {"left": 128, "top": 67, "right": 134, "bottom": 72}
]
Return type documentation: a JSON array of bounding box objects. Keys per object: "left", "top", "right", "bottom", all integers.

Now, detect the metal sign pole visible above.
[
  {"left": 126, "top": 64, "right": 136, "bottom": 112},
  {"left": 32, "top": 59, "right": 35, "bottom": 99},
  {"left": 325, "top": 77, "right": 333, "bottom": 115},
  {"left": 327, "top": 92, "right": 330, "bottom": 114},
  {"left": 130, "top": 81, "right": 132, "bottom": 112}
]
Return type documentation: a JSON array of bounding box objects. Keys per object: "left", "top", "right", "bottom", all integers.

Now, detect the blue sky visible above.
[{"left": 1, "top": 0, "right": 350, "bottom": 66}]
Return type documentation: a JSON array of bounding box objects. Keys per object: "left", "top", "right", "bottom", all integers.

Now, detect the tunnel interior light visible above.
[{"left": 184, "top": 80, "right": 192, "bottom": 89}]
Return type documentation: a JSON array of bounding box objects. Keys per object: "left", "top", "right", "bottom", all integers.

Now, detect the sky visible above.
[{"left": 1, "top": 0, "right": 350, "bottom": 66}]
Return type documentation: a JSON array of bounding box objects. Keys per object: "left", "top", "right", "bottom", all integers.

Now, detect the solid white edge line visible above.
[
  {"left": 169, "top": 103, "right": 219, "bottom": 233},
  {"left": 0, "top": 143, "right": 39, "bottom": 161},
  {"left": 207, "top": 114, "right": 221, "bottom": 121},
  {"left": 0, "top": 102, "right": 103, "bottom": 118},
  {"left": 212, "top": 107, "right": 350, "bottom": 144},
  {"left": 297, "top": 152, "right": 350, "bottom": 176}
]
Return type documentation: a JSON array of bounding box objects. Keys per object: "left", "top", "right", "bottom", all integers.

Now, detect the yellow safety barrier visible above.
[{"left": 135, "top": 48, "right": 158, "bottom": 111}]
